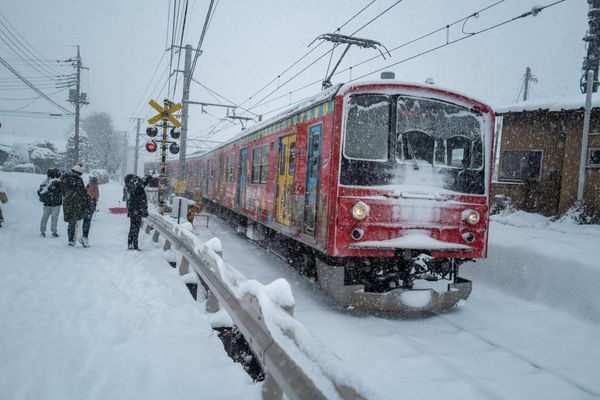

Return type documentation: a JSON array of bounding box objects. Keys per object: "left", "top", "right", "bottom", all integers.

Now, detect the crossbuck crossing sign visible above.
[{"left": 147, "top": 99, "right": 182, "bottom": 128}]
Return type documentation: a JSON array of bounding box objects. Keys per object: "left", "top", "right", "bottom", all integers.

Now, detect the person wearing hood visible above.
[
  {"left": 81, "top": 176, "right": 100, "bottom": 247},
  {"left": 37, "top": 168, "right": 62, "bottom": 237},
  {"left": 124, "top": 174, "right": 148, "bottom": 250},
  {"left": 60, "top": 164, "right": 90, "bottom": 247}
]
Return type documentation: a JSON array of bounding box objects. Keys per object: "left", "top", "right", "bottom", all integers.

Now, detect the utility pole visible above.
[
  {"left": 74, "top": 46, "right": 81, "bottom": 163},
  {"left": 523, "top": 67, "right": 531, "bottom": 101},
  {"left": 130, "top": 117, "right": 144, "bottom": 175},
  {"left": 522, "top": 67, "right": 537, "bottom": 101},
  {"left": 178, "top": 44, "right": 192, "bottom": 191},
  {"left": 578, "top": 1, "right": 600, "bottom": 201},
  {"left": 67, "top": 45, "right": 88, "bottom": 164},
  {"left": 581, "top": 1, "right": 600, "bottom": 93},
  {"left": 122, "top": 130, "right": 129, "bottom": 178}
]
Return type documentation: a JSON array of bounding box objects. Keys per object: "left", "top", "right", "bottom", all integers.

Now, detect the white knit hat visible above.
[{"left": 71, "top": 164, "right": 83, "bottom": 174}]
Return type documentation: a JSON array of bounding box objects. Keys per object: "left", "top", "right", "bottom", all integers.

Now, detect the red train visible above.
[{"left": 146, "top": 78, "right": 494, "bottom": 314}]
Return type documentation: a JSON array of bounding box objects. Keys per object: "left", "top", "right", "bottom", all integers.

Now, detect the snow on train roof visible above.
[
  {"left": 215, "top": 83, "right": 344, "bottom": 149},
  {"left": 495, "top": 93, "right": 600, "bottom": 114},
  {"left": 193, "top": 80, "right": 492, "bottom": 158}
]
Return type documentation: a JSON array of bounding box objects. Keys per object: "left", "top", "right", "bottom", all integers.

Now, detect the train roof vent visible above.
[{"left": 380, "top": 71, "right": 395, "bottom": 79}]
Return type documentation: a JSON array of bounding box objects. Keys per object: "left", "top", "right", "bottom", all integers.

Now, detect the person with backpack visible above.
[
  {"left": 38, "top": 168, "right": 62, "bottom": 237},
  {"left": 124, "top": 174, "right": 148, "bottom": 250},
  {"left": 60, "top": 164, "right": 90, "bottom": 247},
  {"left": 80, "top": 176, "right": 100, "bottom": 247}
]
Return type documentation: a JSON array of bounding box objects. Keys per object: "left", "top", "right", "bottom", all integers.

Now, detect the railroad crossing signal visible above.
[
  {"left": 145, "top": 142, "right": 157, "bottom": 153},
  {"left": 147, "top": 99, "right": 182, "bottom": 128}
]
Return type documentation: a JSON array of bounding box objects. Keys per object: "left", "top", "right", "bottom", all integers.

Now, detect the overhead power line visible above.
[
  {"left": 241, "top": 0, "right": 543, "bottom": 116},
  {"left": 0, "top": 54, "right": 73, "bottom": 115},
  {"left": 350, "top": 0, "right": 566, "bottom": 82},
  {"left": 245, "top": 0, "right": 404, "bottom": 112}
]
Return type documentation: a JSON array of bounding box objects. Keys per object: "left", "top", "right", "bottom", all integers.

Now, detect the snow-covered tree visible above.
[
  {"left": 82, "top": 112, "right": 122, "bottom": 174},
  {"left": 2, "top": 143, "right": 30, "bottom": 171},
  {"left": 64, "top": 131, "right": 89, "bottom": 169},
  {"left": 29, "top": 141, "right": 58, "bottom": 173}
]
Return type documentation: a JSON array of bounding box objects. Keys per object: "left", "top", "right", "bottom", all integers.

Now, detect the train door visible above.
[
  {"left": 237, "top": 148, "right": 248, "bottom": 209},
  {"left": 275, "top": 133, "right": 296, "bottom": 225},
  {"left": 304, "top": 124, "right": 322, "bottom": 234}
]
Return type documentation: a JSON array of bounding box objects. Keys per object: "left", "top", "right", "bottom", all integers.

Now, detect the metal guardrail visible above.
[{"left": 142, "top": 214, "right": 368, "bottom": 400}]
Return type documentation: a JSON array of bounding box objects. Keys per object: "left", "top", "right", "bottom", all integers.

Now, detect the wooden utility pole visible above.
[
  {"left": 523, "top": 67, "right": 531, "bottom": 101},
  {"left": 130, "top": 117, "right": 144, "bottom": 175},
  {"left": 74, "top": 46, "right": 81, "bottom": 163},
  {"left": 68, "top": 45, "right": 88, "bottom": 164},
  {"left": 178, "top": 44, "right": 192, "bottom": 191}
]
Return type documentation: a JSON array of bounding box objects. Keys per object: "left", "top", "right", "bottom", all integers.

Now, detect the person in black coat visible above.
[
  {"left": 61, "top": 164, "right": 90, "bottom": 247},
  {"left": 124, "top": 174, "right": 148, "bottom": 250},
  {"left": 38, "top": 168, "right": 62, "bottom": 237}
]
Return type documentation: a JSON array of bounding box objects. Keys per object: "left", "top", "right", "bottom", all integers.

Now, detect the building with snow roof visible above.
[{"left": 493, "top": 94, "right": 600, "bottom": 217}]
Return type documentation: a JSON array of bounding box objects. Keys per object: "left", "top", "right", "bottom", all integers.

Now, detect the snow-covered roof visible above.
[{"left": 495, "top": 93, "right": 600, "bottom": 114}]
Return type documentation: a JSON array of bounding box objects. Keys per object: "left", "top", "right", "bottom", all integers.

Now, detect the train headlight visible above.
[
  {"left": 462, "top": 209, "right": 480, "bottom": 225},
  {"left": 351, "top": 201, "right": 369, "bottom": 220}
]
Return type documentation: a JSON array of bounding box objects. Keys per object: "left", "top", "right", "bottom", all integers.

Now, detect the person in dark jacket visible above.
[
  {"left": 38, "top": 168, "right": 62, "bottom": 237},
  {"left": 61, "top": 164, "right": 90, "bottom": 247},
  {"left": 124, "top": 174, "right": 148, "bottom": 250}
]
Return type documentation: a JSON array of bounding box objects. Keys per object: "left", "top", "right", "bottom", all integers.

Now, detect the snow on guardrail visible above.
[{"left": 143, "top": 213, "right": 374, "bottom": 400}]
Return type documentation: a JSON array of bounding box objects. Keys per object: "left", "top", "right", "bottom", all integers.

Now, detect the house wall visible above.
[{"left": 493, "top": 109, "right": 600, "bottom": 217}]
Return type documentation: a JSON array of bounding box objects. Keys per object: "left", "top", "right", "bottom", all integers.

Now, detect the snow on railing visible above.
[{"left": 142, "top": 213, "right": 371, "bottom": 400}]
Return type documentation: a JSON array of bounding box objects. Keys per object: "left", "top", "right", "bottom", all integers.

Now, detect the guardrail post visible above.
[
  {"left": 145, "top": 224, "right": 153, "bottom": 234},
  {"left": 206, "top": 290, "right": 219, "bottom": 313},
  {"left": 152, "top": 230, "right": 160, "bottom": 243},
  {"left": 179, "top": 256, "right": 190, "bottom": 275},
  {"left": 163, "top": 240, "right": 171, "bottom": 251},
  {"left": 262, "top": 372, "right": 283, "bottom": 400}
]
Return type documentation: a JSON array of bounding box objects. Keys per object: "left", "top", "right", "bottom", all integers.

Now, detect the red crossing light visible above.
[{"left": 145, "top": 141, "right": 157, "bottom": 153}]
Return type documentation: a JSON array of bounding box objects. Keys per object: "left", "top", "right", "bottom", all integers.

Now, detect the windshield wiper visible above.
[{"left": 406, "top": 138, "right": 419, "bottom": 170}]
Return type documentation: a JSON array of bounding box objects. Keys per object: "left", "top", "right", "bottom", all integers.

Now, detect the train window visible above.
[
  {"left": 252, "top": 147, "right": 261, "bottom": 183},
  {"left": 279, "top": 143, "right": 287, "bottom": 176},
  {"left": 288, "top": 142, "right": 296, "bottom": 176},
  {"left": 397, "top": 96, "right": 483, "bottom": 170},
  {"left": 344, "top": 94, "right": 390, "bottom": 161},
  {"left": 251, "top": 145, "right": 269, "bottom": 184},
  {"left": 402, "top": 130, "right": 435, "bottom": 166},
  {"left": 260, "top": 145, "right": 269, "bottom": 183},
  {"left": 226, "top": 155, "right": 235, "bottom": 182}
]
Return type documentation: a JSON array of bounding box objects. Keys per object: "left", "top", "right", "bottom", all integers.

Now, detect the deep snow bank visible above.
[{"left": 462, "top": 211, "right": 600, "bottom": 321}]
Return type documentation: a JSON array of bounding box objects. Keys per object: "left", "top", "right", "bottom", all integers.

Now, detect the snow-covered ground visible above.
[
  {"left": 0, "top": 172, "right": 259, "bottom": 400},
  {"left": 1, "top": 170, "right": 599, "bottom": 400},
  {"left": 191, "top": 202, "right": 600, "bottom": 399}
]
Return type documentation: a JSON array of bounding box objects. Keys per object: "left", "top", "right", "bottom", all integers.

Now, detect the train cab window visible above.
[
  {"left": 401, "top": 130, "right": 435, "bottom": 166},
  {"left": 344, "top": 94, "right": 390, "bottom": 161}
]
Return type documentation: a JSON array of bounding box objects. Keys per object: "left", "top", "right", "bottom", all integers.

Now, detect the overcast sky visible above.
[{"left": 0, "top": 0, "right": 587, "bottom": 161}]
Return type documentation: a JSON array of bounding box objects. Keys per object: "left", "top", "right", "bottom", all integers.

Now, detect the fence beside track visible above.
[{"left": 141, "top": 213, "right": 369, "bottom": 400}]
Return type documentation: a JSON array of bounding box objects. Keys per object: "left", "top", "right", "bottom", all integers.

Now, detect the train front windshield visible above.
[{"left": 342, "top": 93, "right": 486, "bottom": 195}]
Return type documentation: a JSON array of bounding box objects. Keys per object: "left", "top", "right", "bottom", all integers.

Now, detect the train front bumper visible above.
[{"left": 317, "top": 260, "right": 472, "bottom": 315}]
